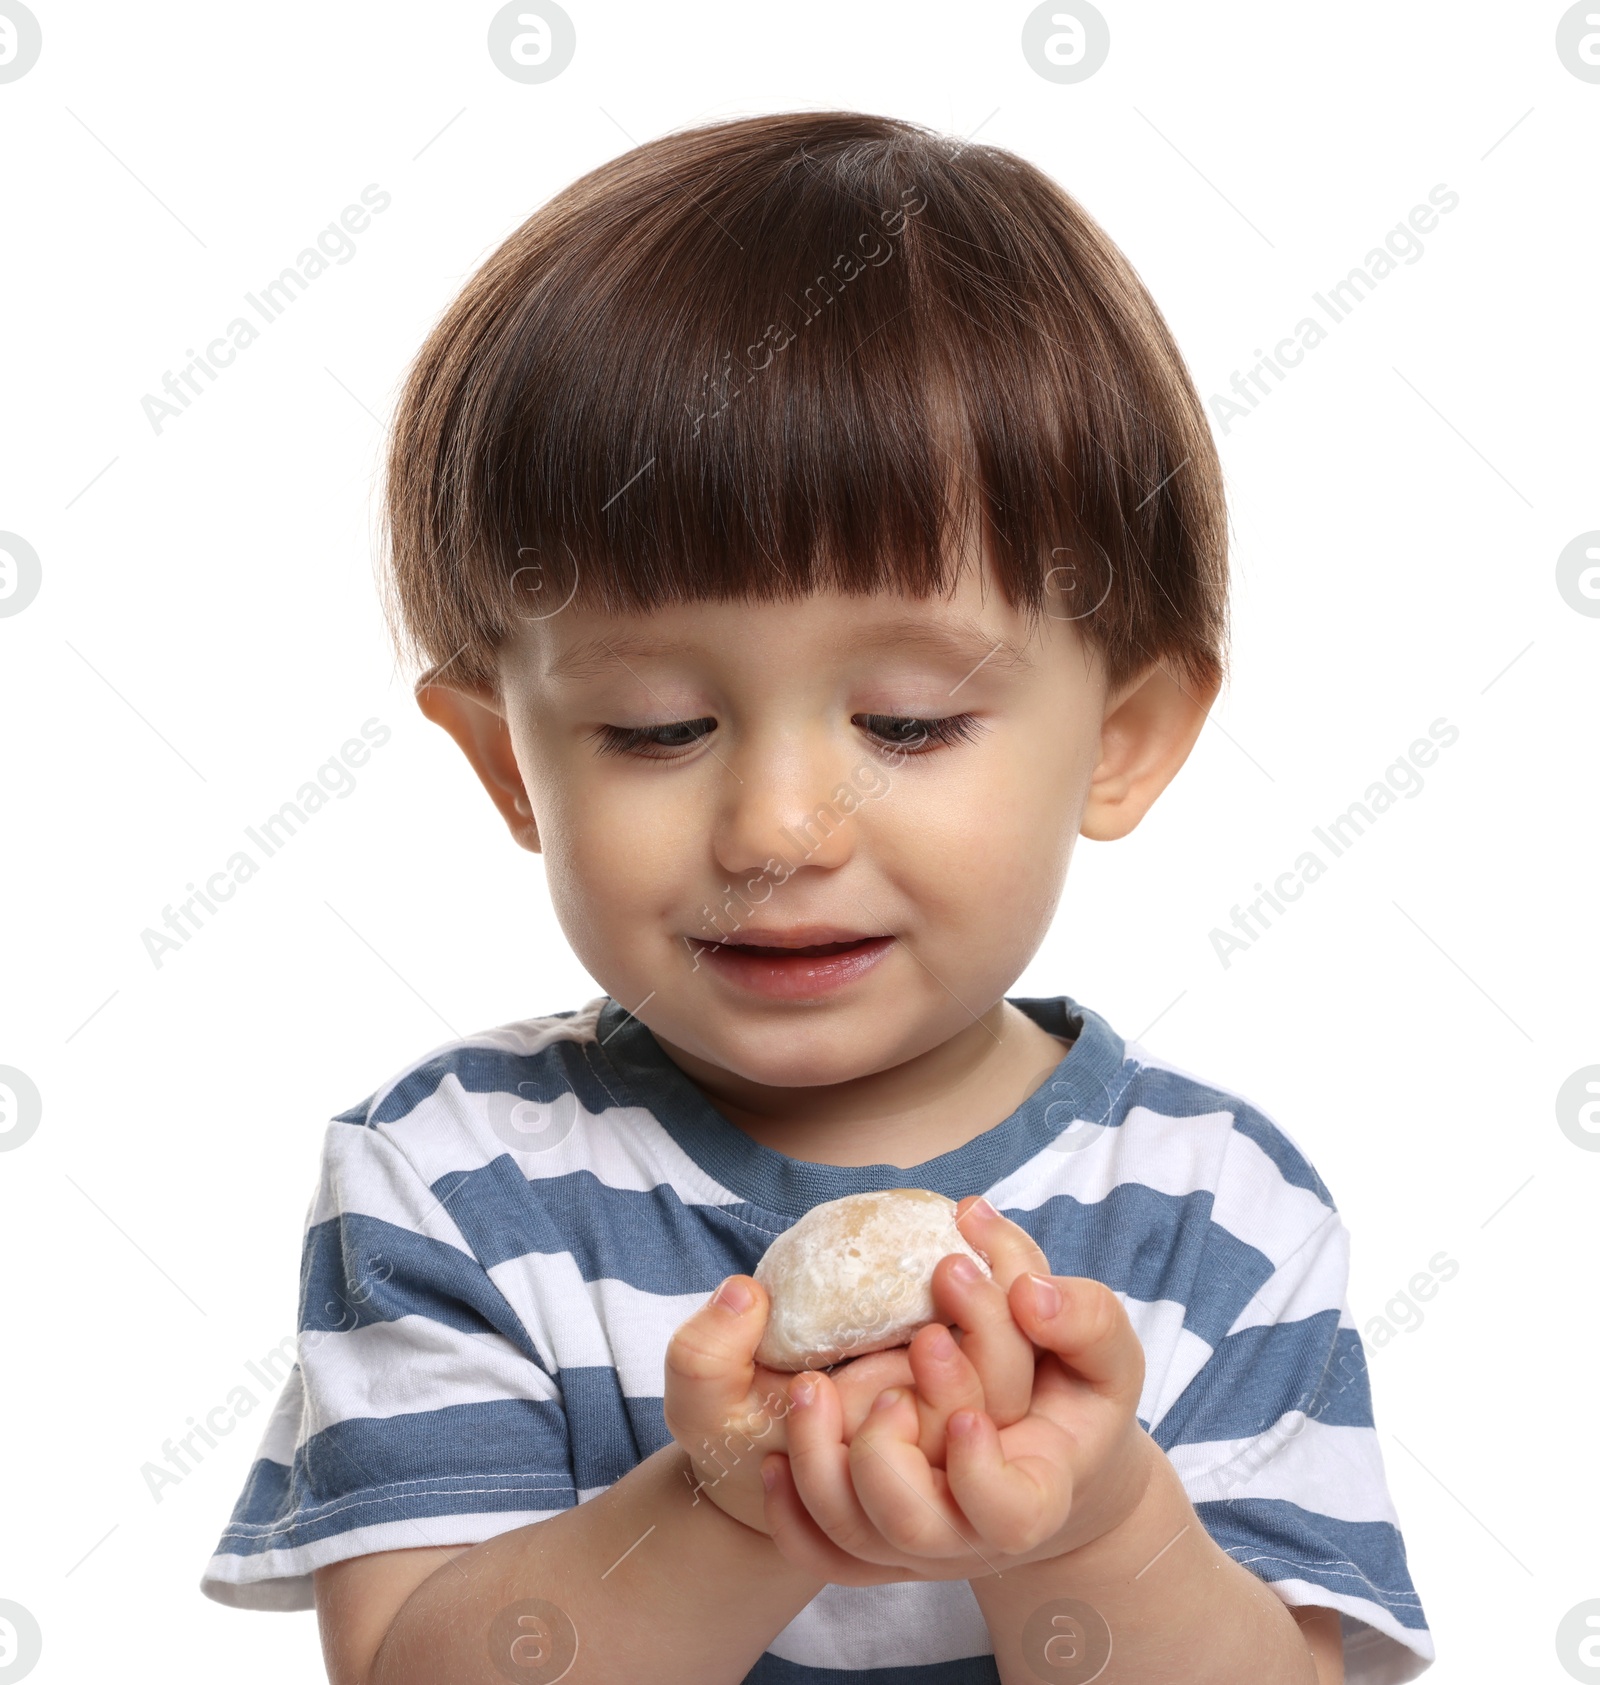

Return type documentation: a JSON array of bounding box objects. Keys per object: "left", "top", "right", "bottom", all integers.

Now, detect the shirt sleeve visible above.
[
  {"left": 1149, "top": 1133, "right": 1435, "bottom": 1685},
  {"left": 200, "top": 1114, "right": 575, "bottom": 1610}
]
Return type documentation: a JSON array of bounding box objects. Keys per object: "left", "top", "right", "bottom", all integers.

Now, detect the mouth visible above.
[{"left": 688, "top": 929, "right": 896, "bottom": 999}]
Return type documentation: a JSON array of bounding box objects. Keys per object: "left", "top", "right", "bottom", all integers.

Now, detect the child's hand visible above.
[
  {"left": 663, "top": 1274, "right": 922, "bottom": 1535},
  {"left": 758, "top": 1201, "right": 1155, "bottom": 1587},
  {"left": 662, "top": 1194, "right": 1060, "bottom": 1542}
]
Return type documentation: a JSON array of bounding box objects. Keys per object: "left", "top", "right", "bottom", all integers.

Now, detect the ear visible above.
[
  {"left": 415, "top": 678, "right": 541, "bottom": 853},
  {"left": 1080, "top": 662, "right": 1221, "bottom": 842}
]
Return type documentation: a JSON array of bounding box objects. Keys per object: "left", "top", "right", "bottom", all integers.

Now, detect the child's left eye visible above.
[{"left": 854, "top": 713, "right": 986, "bottom": 753}]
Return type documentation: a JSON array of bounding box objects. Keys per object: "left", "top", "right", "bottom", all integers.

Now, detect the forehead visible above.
[
  {"left": 540, "top": 609, "right": 1032, "bottom": 684},
  {"left": 500, "top": 558, "right": 1070, "bottom": 690}
]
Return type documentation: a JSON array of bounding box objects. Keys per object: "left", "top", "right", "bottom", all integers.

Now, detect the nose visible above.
[{"left": 710, "top": 721, "right": 861, "bottom": 881}]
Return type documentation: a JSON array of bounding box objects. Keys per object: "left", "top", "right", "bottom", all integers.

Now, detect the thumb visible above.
[
  {"left": 664, "top": 1275, "right": 773, "bottom": 1440},
  {"left": 1008, "top": 1273, "right": 1144, "bottom": 1407}
]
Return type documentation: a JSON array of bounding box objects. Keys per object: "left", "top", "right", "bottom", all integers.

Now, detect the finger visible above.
[
  {"left": 849, "top": 1387, "right": 982, "bottom": 1561},
  {"left": 758, "top": 1453, "right": 905, "bottom": 1588},
  {"left": 1007, "top": 1273, "right": 1145, "bottom": 1408},
  {"left": 928, "top": 1251, "right": 1035, "bottom": 1429},
  {"left": 664, "top": 1275, "right": 784, "bottom": 1452},
  {"left": 944, "top": 1408, "right": 1076, "bottom": 1557},
  {"left": 950, "top": 1195, "right": 1052, "bottom": 1289},
  {"left": 784, "top": 1370, "right": 894, "bottom": 1564},
  {"left": 905, "top": 1321, "right": 986, "bottom": 1465},
  {"left": 827, "top": 1346, "right": 917, "bottom": 1442}
]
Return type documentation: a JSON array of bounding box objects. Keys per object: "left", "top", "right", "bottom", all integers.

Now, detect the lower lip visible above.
[{"left": 693, "top": 935, "right": 895, "bottom": 1000}]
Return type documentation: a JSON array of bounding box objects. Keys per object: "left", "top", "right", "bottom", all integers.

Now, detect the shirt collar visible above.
[{"left": 589, "top": 992, "right": 1131, "bottom": 1216}]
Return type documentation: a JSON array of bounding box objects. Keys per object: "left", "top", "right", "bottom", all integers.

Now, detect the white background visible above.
[{"left": 2, "top": 2, "right": 1596, "bottom": 1680}]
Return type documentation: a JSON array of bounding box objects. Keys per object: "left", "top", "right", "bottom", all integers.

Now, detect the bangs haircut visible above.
[{"left": 381, "top": 109, "right": 1229, "bottom": 699}]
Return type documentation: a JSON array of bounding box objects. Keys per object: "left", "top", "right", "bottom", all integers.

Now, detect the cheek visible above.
[
  {"left": 875, "top": 729, "right": 1083, "bottom": 904},
  {"left": 534, "top": 773, "right": 694, "bottom": 934}
]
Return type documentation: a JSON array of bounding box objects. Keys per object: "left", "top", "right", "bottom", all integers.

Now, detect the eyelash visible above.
[
  {"left": 587, "top": 714, "right": 986, "bottom": 760},
  {"left": 857, "top": 714, "right": 986, "bottom": 753},
  {"left": 590, "top": 718, "right": 718, "bottom": 758}
]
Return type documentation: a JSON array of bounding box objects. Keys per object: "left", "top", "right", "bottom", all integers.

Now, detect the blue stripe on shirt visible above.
[
  {"left": 300, "top": 1211, "right": 551, "bottom": 1373},
  {"left": 1156, "top": 1318, "right": 1374, "bottom": 1445},
  {"left": 747, "top": 1655, "right": 1000, "bottom": 1684}
]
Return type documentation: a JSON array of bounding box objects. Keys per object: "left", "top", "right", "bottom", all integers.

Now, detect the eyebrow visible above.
[{"left": 542, "top": 613, "right": 1035, "bottom": 684}]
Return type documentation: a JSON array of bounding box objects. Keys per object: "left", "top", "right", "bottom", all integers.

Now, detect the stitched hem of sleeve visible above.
[
  {"left": 201, "top": 1502, "right": 573, "bottom": 1612},
  {"left": 1254, "top": 1570, "right": 1434, "bottom": 1681},
  {"left": 218, "top": 1472, "right": 576, "bottom": 1551}
]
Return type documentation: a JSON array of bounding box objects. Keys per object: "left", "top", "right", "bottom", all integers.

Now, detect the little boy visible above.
[{"left": 202, "top": 110, "right": 1434, "bottom": 1683}]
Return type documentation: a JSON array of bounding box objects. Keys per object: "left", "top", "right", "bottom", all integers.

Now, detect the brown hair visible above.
[{"left": 380, "top": 108, "right": 1228, "bottom": 698}]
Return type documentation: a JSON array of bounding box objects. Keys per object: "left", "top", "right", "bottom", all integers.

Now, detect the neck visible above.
[{"left": 654, "top": 1001, "right": 1075, "bottom": 1170}]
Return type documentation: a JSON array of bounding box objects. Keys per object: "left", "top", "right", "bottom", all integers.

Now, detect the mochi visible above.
[{"left": 753, "top": 1188, "right": 992, "bottom": 1371}]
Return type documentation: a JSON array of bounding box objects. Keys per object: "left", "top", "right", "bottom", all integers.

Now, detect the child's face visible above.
[{"left": 430, "top": 552, "right": 1201, "bottom": 1090}]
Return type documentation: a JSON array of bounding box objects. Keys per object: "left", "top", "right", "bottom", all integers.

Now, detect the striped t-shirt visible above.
[{"left": 202, "top": 993, "right": 1434, "bottom": 1682}]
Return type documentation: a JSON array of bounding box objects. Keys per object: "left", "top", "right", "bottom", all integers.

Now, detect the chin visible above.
[{"left": 707, "top": 1021, "right": 902, "bottom": 1089}]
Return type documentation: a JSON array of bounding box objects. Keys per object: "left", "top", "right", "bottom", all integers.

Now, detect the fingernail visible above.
[
  {"left": 712, "top": 1277, "right": 754, "bottom": 1316},
  {"left": 1027, "top": 1272, "right": 1061, "bottom": 1317},
  {"left": 871, "top": 1387, "right": 902, "bottom": 1413},
  {"left": 970, "top": 1196, "right": 1000, "bottom": 1220},
  {"left": 950, "top": 1409, "right": 979, "bottom": 1438},
  {"left": 791, "top": 1376, "right": 816, "bottom": 1407},
  {"left": 761, "top": 1462, "right": 778, "bottom": 1492},
  {"left": 927, "top": 1325, "right": 957, "bottom": 1360},
  {"left": 948, "top": 1256, "right": 980, "bottom": 1286}
]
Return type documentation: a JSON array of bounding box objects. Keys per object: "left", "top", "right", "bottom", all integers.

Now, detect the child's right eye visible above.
[{"left": 589, "top": 718, "right": 718, "bottom": 759}]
